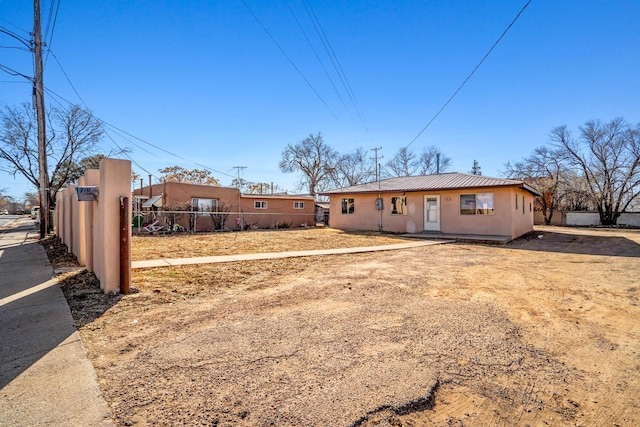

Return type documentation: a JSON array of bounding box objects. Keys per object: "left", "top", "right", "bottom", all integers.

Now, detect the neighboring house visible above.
[
  {"left": 132, "top": 182, "right": 315, "bottom": 231},
  {"left": 239, "top": 194, "right": 315, "bottom": 228},
  {"left": 320, "top": 172, "right": 542, "bottom": 241},
  {"left": 315, "top": 202, "right": 330, "bottom": 226}
]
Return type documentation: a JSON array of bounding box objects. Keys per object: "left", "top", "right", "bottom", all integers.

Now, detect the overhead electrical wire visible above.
[
  {"left": 44, "top": 86, "right": 154, "bottom": 175},
  {"left": 46, "top": 49, "right": 238, "bottom": 180},
  {"left": 239, "top": 0, "right": 343, "bottom": 125},
  {"left": 0, "top": 45, "right": 30, "bottom": 52},
  {"left": 405, "top": 0, "right": 533, "bottom": 149},
  {"left": 287, "top": 3, "right": 348, "bottom": 111},
  {"left": 301, "top": 0, "right": 369, "bottom": 131},
  {"left": 0, "top": 26, "right": 31, "bottom": 49},
  {"left": 43, "top": 0, "right": 61, "bottom": 66},
  {"left": 0, "top": 63, "right": 31, "bottom": 80}
]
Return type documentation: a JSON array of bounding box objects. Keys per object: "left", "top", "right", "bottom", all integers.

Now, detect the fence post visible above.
[{"left": 120, "top": 196, "right": 131, "bottom": 294}]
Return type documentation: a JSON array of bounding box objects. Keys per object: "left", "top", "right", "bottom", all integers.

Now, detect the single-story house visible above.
[
  {"left": 132, "top": 181, "right": 315, "bottom": 231},
  {"left": 315, "top": 202, "right": 330, "bottom": 225},
  {"left": 320, "top": 172, "right": 542, "bottom": 241}
]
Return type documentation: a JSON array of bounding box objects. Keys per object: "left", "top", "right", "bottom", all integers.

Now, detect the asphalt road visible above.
[{"left": 0, "top": 215, "right": 23, "bottom": 228}]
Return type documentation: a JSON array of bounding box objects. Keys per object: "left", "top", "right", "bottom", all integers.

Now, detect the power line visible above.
[
  {"left": 44, "top": 85, "right": 152, "bottom": 175},
  {"left": 239, "top": 0, "right": 342, "bottom": 124},
  {"left": 43, "top": 0, "right": 61, "bottom": 66},
  {"left": 0, "top": 63, "right": 32, "bottom": 80},
  {"left": 302, "top": 0, "right": 369, "bottom": 131},
  {"left": 45, "top": 52, "right": 237, "bottom": 180},
  {"left": 405, "top": 0, "right": 533, "bottom": 149},
  {"left": 287, "top": 3, "right": 348, "bottom": 111},
  {"left": 0, "top": 18, "right": 30, "bottom": 36},
  {"left": 0, "top": 45, "right": 30, "bottom": 51},
  {"left": 0, "top": 26, "right": 31, "bottom": 48}
]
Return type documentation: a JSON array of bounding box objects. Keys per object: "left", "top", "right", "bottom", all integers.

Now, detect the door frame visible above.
[{"left": 423, "top": 194, "right": 441, "bottom": 231}]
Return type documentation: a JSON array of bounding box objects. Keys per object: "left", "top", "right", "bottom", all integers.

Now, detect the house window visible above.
[
  {"left": 341, "top": 198, "right": 355, "bottom": 214},
  {"left": 254, "top": 201, "right": 267, "bottom": 209},
  {"left": 522, "top": 196, "right": 525, "bottom": 214},
  {"left": 515, "top": 194, "right": 518, "bottom": 210},
  {"left": 390, "top": 196, "right": 407, "bottom": 215},
  {"left": 293, "top": 201, "right": 305, "bottom": 209},
  {"left": 460, "top": 193, "right": 494, "bottom": 215},
  {"left": 191, "top": 198, "right": 218, "bottom": 213}
]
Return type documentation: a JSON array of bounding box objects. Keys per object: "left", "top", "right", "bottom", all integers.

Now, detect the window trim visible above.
[
  {"left": 460, "top": 193, "right": 495, "bottom": 216},
  {"left": 341, "top": 198, "right": 355, "bottom": 215},
  {"left": 191, "top": 197, "right": 218, "bottom": 213},
  {"left": 390, "top": 196, "right": 407, "bottom": 215},
  {"left": 293, "top": 201, "right": 305, "bottom": 209},
  {"left": 254, "top": 200, "right": 268, "bottom": 209}
]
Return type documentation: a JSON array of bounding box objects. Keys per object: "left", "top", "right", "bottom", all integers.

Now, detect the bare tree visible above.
[
  {"left": 418, "top": 146, "right": 451, "bottom": 175},
  {"left": 331, "top": 147, "right": 376, "bottom": 188},
  {"left": 279, "top": 132, "right": 338, "bottom": 196},
  {"left": 24, "top": 191, "right": 39, "bottom": 208},
  {"left": 504, "top": 146, "right": 566, "bottom": 224},
  {"left": 385, "top": 147, "right": 417, "bottom": 177},
  {"left": 0, "top": 103, "right": 104, "bottom": 210},
  {"left": 551, "top": 118, "right": 640, "bottom": 225},
  {"left": 158, "top": 166, "right": 220, "bottom": 186},
  {"left": 562, "top": 171, "right": 594, "bottom": 211},
  {"left": 161, "top": 201, "right": 187, "bottom": 231},
  {"left": 245, "top": 182, "right": 285, "bottom": 194},
  {"left": 209, "top": 200, "right": 231, "bottom": 230}
]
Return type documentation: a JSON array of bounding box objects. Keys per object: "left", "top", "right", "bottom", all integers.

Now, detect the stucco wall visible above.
[
  {"left": 534, "top": 210, "right": 565, "bottom": 226},
  {"left": 240, "top": 195, "right": 315, "bottom": 228},
  {"left": 566, "top": 212, "right": 640, "bottom": 227},
  {"left": 133, "top": 183, "right": 315, "bottom": 230},
  {"left": 328, "top": 186, "right": 536, "bottom": 239},
  {"left": 56, "top": 159, "right": 131, "bottom": 294},
  {"left": 511, "top": 188, "right": 536, "bottom": 239}
]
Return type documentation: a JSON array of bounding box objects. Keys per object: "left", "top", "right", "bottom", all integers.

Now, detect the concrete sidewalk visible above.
[
  {"left": 132, "top": 239, "right": 451, "bottom": 269},
  {"left": 0, "top": 218, "right": 112, "bottom": 426}
]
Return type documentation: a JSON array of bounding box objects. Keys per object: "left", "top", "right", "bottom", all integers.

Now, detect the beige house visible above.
[
  {"left": 321, "top": 172, "right": 541, "bottom": 241},
  {"left": 133, "top": 182, "right": 315, "bottom": 231}
]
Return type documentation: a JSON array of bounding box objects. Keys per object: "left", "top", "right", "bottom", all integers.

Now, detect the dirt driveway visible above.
[{"left": 58, "top": 226, "right": 640, "bottom": 426}]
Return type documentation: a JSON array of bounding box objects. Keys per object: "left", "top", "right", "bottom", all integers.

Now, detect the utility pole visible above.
[
  {"left": 232, "top": 166, "right": 247, "bottom": 230},
  {"left": 232, "top": 166, "right": 247, "bottom": 189},
  {"left": 34, "top": 0, "right": 49, "bottom": 238},
  {"left": 371, "top": 146, "right": 383, "bottom": 231},
  {"left": 370, "top": 147, "right": 383, "bottom": 187}
]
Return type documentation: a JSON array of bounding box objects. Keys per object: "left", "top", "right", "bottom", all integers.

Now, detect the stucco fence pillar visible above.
[{"left": 54, "top": 158, "right": 131, "bottom": 294}]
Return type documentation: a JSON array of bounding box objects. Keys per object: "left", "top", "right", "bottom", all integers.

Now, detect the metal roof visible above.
[
  {"left": 142, "top": 194, "right": 163, "bottom": 208},
  {"left": 320, "top": 172, "right": 542, "bottom": 196}
]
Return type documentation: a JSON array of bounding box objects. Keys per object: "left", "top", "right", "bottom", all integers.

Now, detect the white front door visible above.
[{"left": 424, "top": 195, "right": 440, "bottom": 231}]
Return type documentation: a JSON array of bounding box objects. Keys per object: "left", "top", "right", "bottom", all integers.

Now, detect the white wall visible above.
[{"left": 566, "top": 212, "right": 640, "bottom": 226}]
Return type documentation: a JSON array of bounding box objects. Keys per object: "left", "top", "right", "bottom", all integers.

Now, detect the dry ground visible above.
[
  {"left": 131, "top": 228, "right": 415, "bottom": 261},
  {"left": 53, "top": 226, "right": 640, "bottom": 426}
]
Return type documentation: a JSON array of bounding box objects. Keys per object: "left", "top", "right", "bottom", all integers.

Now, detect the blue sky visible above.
[{"left": 1, "top": 0, "right": 639, "bottom": 199}]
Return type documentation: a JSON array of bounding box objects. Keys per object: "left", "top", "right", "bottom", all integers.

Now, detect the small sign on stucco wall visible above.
[{"left": 76, "top": 186, "right": 99, "bottom": 201}]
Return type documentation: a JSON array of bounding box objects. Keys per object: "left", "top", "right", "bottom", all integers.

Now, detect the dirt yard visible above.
[{"left": 55, "top": 226, "right": 640, "bottom": 426}]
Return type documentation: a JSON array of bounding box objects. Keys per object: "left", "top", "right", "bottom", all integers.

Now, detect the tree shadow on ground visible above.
[{"left": 508, "top": 229, "right": 640, "bottom": 258}]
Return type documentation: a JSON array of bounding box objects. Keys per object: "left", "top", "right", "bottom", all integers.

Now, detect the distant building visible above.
[{"left": 133, "top": 182, "right": 315, "bottom": 231}]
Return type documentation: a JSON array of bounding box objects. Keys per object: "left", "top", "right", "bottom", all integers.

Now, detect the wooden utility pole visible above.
[
  {"left": 370, "top": 146, "right": 383, "bottom": 187},
  {"left": 34, "top": 0, "right": 49, "bottom": 238},
  {"left": 232, "top": 166, "right": 246, "bottom": 230}
]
